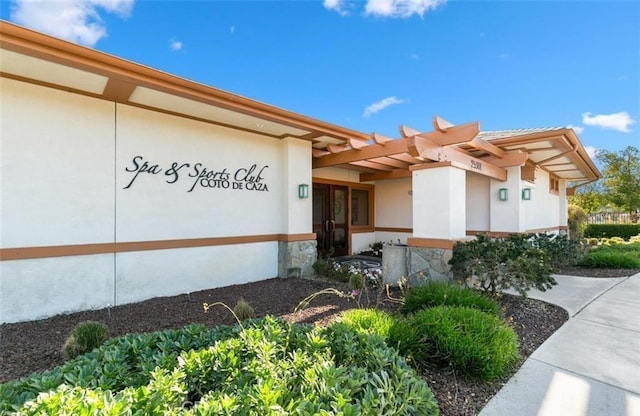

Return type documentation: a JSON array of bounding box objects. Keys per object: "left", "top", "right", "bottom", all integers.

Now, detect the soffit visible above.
[{"left": 0, "top": 21, "right": 366, "bottom": 146}]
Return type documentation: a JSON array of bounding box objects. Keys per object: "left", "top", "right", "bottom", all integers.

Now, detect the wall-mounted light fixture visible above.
[
  {"left": 298, "top": 184, "right": 309, "bottom": 199},
  {"left": 522, "top": 188, "right": 532, "bottom": 201},
  {"left": 498, "top": 188, "right": 508, "bottom": 201}
]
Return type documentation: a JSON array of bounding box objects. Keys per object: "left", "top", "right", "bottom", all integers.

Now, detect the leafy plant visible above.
[
  {"left": 3, "top": 318, "right": 439, "bottom": 415},
  {"left": 568, "top": 204, "right": 588, "bottom": 239},
  {"left": 62, "top": 321, "right": 109, "bottom": 359},
  {"left": 401, "top": 281, "right": 501, "bottom": 317}
]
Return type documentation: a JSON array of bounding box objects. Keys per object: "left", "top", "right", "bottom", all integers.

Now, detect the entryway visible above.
[{"left": 313, "top": 183, "right": 349, "bottom": 256}]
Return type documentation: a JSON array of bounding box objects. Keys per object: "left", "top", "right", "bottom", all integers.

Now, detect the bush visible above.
[
  {"left": 577, "top": 252, "right": 640, "bottom": 269},
  {"left": 584, "top": 224, "right": 640, "bottom": 240},
  {"left": 449, "top": 234, "right": 557, "bottom": 297},
  {"left": 232, "top": 298, "right": 254, "bottom": 320},
  {"left": 2, "top": 317, "right": 438, "bottom": 415},
  {"left": 401, "top": 282, "right": 501, "bottom": 317},
  {"left": 62, "top": 321, "right": 109, "bottom": 359},
  {"left": 338, "top": 308, "right": 395, "bottom": 339},
  {"left": 568, "top": 204, "right": 588, "bottom": 239},
  {"left": 391, "top": 306, "right": 519, "bottom": 381}
]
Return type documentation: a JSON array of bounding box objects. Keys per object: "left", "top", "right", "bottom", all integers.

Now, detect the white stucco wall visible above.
[
  {"left": 375, "top": 178, "right": 413, "bottom": 229},
  {"left": 115, "top": 243, "right": 277, "bottom": 305},
  {"left": 0, "top": 78, "right": 115, "bottom": 247},
  {"left": 351, "top": 232, "right": 376, "bottom": 254},
  {"left": 466, "top": 172, "right": 490, "bottom": 232},
  {"left": 523, "top": 169, "right": 561, "bottom": 231},
  {"left": 0, "top": 80, "right": 304, "bottom": 323},
  {"left": 116, "top": 105, "right": 283, "bottom": 240},
  {"left": 413, "top": 166, "right": 466, "bottom": 239},
  {"left": 0, "top": 255, "right": 114, "bottom": 324},
  {"left": 489, "top": 166, "right": 524, "bottom": 233},
  {"left": 281, "top": 138, "right": 313, "bottom": 234}
]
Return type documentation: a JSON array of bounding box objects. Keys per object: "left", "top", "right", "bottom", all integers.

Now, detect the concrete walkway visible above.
[{"left": 480, "top": 273, "right": 640, "bottom": 416}]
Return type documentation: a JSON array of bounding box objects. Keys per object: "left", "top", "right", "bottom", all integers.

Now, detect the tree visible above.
[
  {"left": 597, "top": 146, "right": 640, "bottom": 221},
  {"left": 569, "top": 181, "right": 606, "bottom": 214}
]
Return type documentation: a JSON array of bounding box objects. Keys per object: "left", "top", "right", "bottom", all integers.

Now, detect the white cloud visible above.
[
  {"left": 364, "top": 0, "right": 446, "bottom": 18},
  {"left": 584, "top": 146, "right": 598, "bottom": 159},
  {"left": 10, "top": 0, "right": 133, "bottom": 46},
  {"left": 363, "top": 96, "right": 405, "bottom": 118},
  {"left": 582, "top": 111, "right": 636, "bottom": 133},
  {"left": 323, "top": 0, "right": 349, "bottom": 16},
  {"left": 410, "top": 53, "right": 420, "bottom": 60},
  {"left": 169, "top": 39, "right": 183, "bottom": 51},
  {"left": 230, "top": 25, "right": 235, "bottom": 34},
  {"left": 566, "top": 124, "right": 584, "bottom": 134}
]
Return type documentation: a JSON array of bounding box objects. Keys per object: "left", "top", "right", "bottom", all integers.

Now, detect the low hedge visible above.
[
  {"left": 584, "top": 224, "right": 640, "bottom": 240},
  {"left": 1, "top": 317, "right": 438, "bottom": 415}
]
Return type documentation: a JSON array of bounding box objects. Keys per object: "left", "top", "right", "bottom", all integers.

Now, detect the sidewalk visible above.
[{"left": 480, "top": 273, "right": 640, "bottom": 416}]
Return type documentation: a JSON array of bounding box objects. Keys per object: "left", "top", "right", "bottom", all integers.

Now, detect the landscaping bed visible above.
[{"left": 0, "top": 277, "right": 573, "bottom": 415}]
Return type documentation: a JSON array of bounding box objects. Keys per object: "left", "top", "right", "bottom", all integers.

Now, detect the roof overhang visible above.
[
  {"left": 0, "top": 20, "right": 368, "bottom": 146},
  {"left": 312, "top": 117, "right": 602, "bottom": 186}
]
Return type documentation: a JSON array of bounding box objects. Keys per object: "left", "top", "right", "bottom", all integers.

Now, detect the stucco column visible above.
[
  {"left": 411, "top": 162, "right": 467, "bottom": 241},
  {"left": 401, "top": 163, "right": 466, "bottom": 284},
  {"left": 278, "top": 137, "right": 316, "bottom": 277},
  {"left": 489, "top": 166, "right": 525, "bottom": 233},
  {"left": 558, "top": 179, "right": 568, "bottom": 233}
]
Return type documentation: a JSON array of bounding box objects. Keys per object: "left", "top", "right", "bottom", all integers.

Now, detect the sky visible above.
[{"left": 1, "top": 0, "right": 639, "bottom": 159}]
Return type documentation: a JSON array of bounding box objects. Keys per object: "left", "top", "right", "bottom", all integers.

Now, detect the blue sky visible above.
[{"left": 2, "top": 0, "right": 638, "bottom": 157}]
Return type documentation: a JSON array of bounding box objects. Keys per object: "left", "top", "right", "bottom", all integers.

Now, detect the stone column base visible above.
[
  {"left": 406, "top": 247, "right": 453, "bottom": 286},
  {"left": 278, "top": 240, "right": 317, "bottom": 279}
]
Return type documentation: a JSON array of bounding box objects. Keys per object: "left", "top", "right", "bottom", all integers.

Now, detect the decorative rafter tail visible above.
[
  {"left": 399, "top": 125, "right": 421, "bottom": 138},
  {"left": 432, "top": 115, "right": 455, "bottom": 132}
]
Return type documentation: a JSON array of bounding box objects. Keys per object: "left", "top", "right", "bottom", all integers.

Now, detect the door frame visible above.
[{"left": 312, "top": 178, "right": 375, "bottom": 257}]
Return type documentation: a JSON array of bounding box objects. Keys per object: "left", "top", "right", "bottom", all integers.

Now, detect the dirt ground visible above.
[{"left": 2, "top": 270, "right": 630, "bottom": 415}]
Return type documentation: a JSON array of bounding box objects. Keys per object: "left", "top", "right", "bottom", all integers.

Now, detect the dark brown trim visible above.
[
  {"left": 407, "top": 237, "right": 454, "bottom": 250},
  {"left": 0, "top": 233, "right": 317, "bottom": 261},
  {"left": 375, "top": 227, "right": 413, "bottom": 233}
]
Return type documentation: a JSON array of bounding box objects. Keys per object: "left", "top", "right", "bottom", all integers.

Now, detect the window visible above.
[
  {"left": 549, "top": 177, "right": 559, "bottom": 194},
  {"left": 351, "top": 189, "right": 370, "bottom": 226}
]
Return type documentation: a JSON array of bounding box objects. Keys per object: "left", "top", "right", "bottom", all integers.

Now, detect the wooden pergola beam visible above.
[
  {"left": 432, "top": 116, "right": 454, "bottom": 132},
  {"left": 312, "top": 138, "right": 411, "bottom": 168},
  {"left": 350, "top": 160, "right": 395, "bottom": 171},
  {"left": 407, "top": 136, "right": 507, "bottom": 181},
  {"left": 468, "top": 137, "right": 505, "bottom": 158},
  {"left": 416, "top": 121, "right": 480, "bottom": 146},
  {"left": 368, "top": 157, "right": 411, "bottom": 169}
]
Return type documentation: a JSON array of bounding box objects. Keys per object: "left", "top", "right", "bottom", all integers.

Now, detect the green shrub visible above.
[
  {"left": 585, "top": 238, "right": 600, "bottom": 246},
  {"left": 2, "top": 317, "right": 438, "bottom": 415},
  {"left": 584, "top": 224, "right": 640, "bottom": 240},
  {"left": 401, "top": 282, "right": 501, "bottom": 317},
  {"left": 232, "top": 298, "right": 254, "bottom": 320},
  {"left": 577, "top": 252, "right": 640, "bottom": 269},
  {"left": 394, "top": 306, "right": 520, "bottom": 381},
  {"left": 62, "top": 321, "right": 109, "bottom": 359},
  {"left": 450, "top": 234, "right": 557, "bottom": 297},
  {"left": 338, "top": 308, "right": 395, "bottom": 339}
]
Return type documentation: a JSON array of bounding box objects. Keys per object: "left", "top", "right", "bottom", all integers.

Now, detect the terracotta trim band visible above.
[
  {"left": 375, "top": 227, "right": 413, "bottom": 233},
  {"left": 407, "top": 237, "right": 454, "bottom": 250},
  {"left": 0, "top": 233, "right": 317, "bottom": 261},
  {"left": 466, "top": 226, "right": 566, "bottom": 238}
]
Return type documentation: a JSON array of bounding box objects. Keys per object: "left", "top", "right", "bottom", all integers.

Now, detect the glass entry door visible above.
[{"left": 313, "top": 183, "right": 349, "bottom": 257}]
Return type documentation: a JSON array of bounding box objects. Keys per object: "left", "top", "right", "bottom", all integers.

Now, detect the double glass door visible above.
[{"left": 313, "top": 184, "right": 348, "bottom": 257}]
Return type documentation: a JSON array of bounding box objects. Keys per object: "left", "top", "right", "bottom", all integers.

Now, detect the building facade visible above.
[{"left": 0, "top": 22, "right": 600, "bottom": 323}]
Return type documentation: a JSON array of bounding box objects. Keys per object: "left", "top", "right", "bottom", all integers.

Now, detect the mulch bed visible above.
[{"left": 1, "top": 270, "right": 633, "bottom": 415}]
